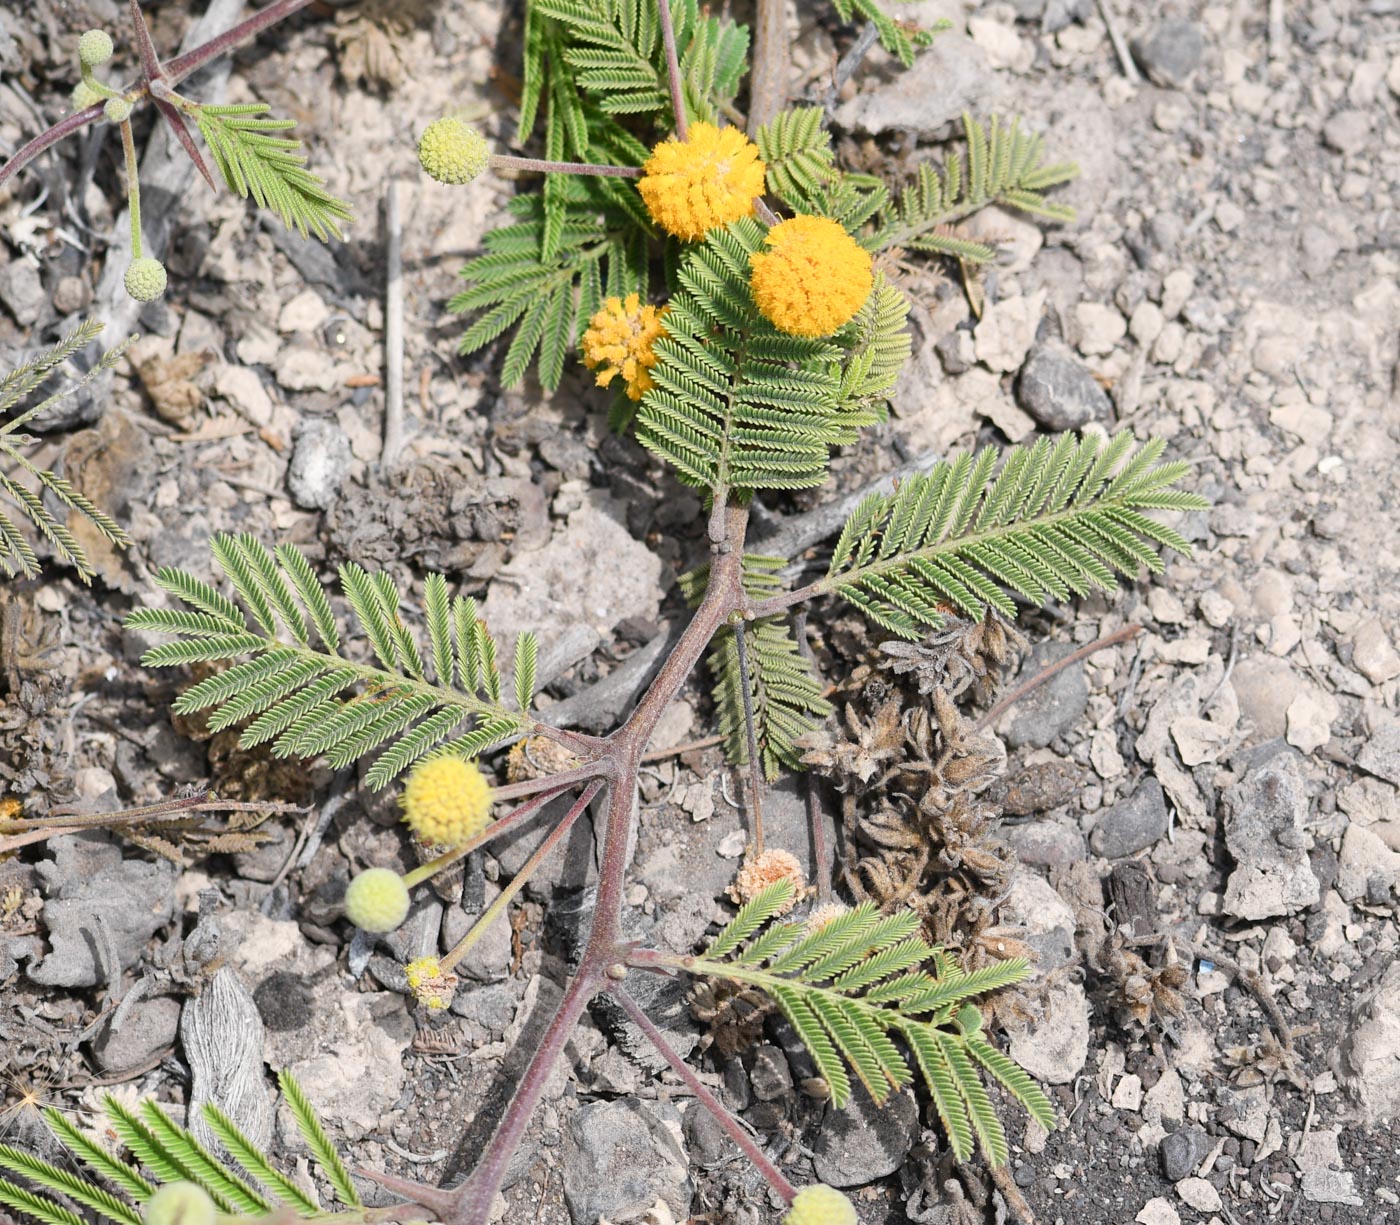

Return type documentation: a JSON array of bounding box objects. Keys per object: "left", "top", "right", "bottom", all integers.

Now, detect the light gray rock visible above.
[
  {"left": 813, "top": 1084, "right": 919, "bottom": 1187},
  {"left": 1016, "top": 344, "right": 1112, "bottom": 431},
  {"left": 562, "top": 1098, "right": 693, "bottom": 1224},
  {"left": 92, "top": 994, "right": 182, "bottom": 1073},
  {"left": 1337, "top": 958, "right": 1400, "bottom": 1125},
  {"left": 29, "top": 835, "right": 177, "bottom": 988},
  {"left": 1001, "top": 641, "right": 1090, "bottom": 751},
  {"left": 1322, "top": 109, "right": 1371, "bottom": 155},
  {"left": 0, "top": 258, "right": 45, "bottom": 326},
  {"left": 1358, "top": 720, "right": 1400, "bottom": 787},
  {"left": 1091, "top": 779, "right": 1170, "bottom": 858},
  {"left": 1131, "top": 19, "right": 1204, "bottom": 88},
  {"left": 997, "top": 869, "right": 1076, "bottom": 972},
  {"left": 1221, "top": 747, "right": 1319, "bottom": 920},
  {"left": 1008, "top": 979, "right": 1089, "bottom": 1083},
  {"left": 833, "top": 34, "right": 1000, "bottom": 138},
  {"left": 287, "top": 417, "right": 353, "bottom": 509}
]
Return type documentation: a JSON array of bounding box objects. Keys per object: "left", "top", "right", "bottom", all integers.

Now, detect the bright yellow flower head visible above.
[
  {"left": 404, "top": 956, "right": 458, "bottom": 1011},
  {"left": 402, "top": 756, "right": 494, "bottom": 847},
  {"left": 638, "top": 122, "right": 766, "bottom": 241},
  {"left": 749, "top": 215, "right": 874, "bottom": 338},
  {"left": 784, "top": 1184, "right": 858, "bottom": 1225},
  {"left": 581, "top": 293, "right": 669, "bottom": 401}
]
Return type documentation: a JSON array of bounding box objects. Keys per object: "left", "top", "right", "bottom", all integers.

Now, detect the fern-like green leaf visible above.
[
  {"left": 0, "top": 320, "right": 133, "bottom": 581},
  {"left": 201, "top": 1106, "right": 320, "bottom": 1214},
  {"left": 831, "top": 0, "right": 947, "bottom": 67},
  {"left": 0, "top": 1146, "right": 142, "bottom": 1225},
  {"left": 126, "top": 540, "right": 537, "bottom": 789},
  {"left": 820, "top": 432, "right": 1207, "bottom": 639},
  {"left": 689, "top": 895, "right": 1050, "bottom": 1164},
  {"left": 278, "top": 1072, "right": 360, "bottom": 1208},
  {"left": 137, "top": 1102, "right": 269, "bottom": 1216},
  {"left": 0, "top": 1177, "right": 85, "bottom": 1225},
  {"left": 192, "top": 103, "right": 352, "bottom": 240}
]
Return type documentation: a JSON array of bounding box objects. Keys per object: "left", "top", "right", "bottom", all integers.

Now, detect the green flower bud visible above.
[
  {"left": 418, "top": 117, "right": 490, "bottom": 186},
  {"left": 124, "top": 258, "right": 168, "bottom": 303},
  {"left": 78, "top": 29, "right": 114, "bottom": 67},
  {"left": 71, "top": 81, "right": 103, "bottom": 111},
  {"left": 104, "top": 97, "right": 133, "bottom": 124},
  {"left": 344, "top": 867, "right": 410, "bottom": 933},
  {"left": 143, "top": 1183, "right": 216, "bottom": 1225}
]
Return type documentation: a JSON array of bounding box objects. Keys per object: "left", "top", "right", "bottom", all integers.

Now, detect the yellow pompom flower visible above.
[
  {"left": 344, "top": 867, "right": 410, "bottom": 933},
  {"left": 784, "top": 1184, "right": 858, "bottom": 1225},
  {"left": 144, "top": 1183, "right": 216, "bottom": 1225},
  {"left": 402, "top": 756, "right": 494, "bottom": 847},
  {"left": 638, "top": 122, "right": 766, "bottom": 241},
  {"left": 581, "top": 293, "right": 669, "bottom": 401},
  {"left": 749, "top": 215, "right": 874, "bottom": 338},
  {"left": 404, "top": 956, "right": 458, "bottom": 1011},
  {"left": 418, "top": 116, "right": 490, "bottom": 185}
]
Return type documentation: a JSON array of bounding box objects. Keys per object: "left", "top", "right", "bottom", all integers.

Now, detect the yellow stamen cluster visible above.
[
  {"left": 581, "top": 293, "right": 669, "bottom": 401},
  {"left": 727, "top": 848, "right": 806, "bottom": 914},
  {"left": 638, "top": 121, "right": 766, "bottom": 241},
  {"left": 749, "top": 215, "right": 874, "bottom": 337},
  {"left": 418, "top": 116, "right": 490, "bottom": 185},
  {"left": 402, "top": 756, "right": 494, "bottom": 847},
  {"left": 344, "top": 867, "right": 410, "bottom": 933},
  {"left": 404, "top": 956, "right": 458, "bottom": 1011},
  {"left": 784, "top": 1184, "right": 858, "bottom": 1225}
]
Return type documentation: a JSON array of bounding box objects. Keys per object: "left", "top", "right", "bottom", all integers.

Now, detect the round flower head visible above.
[
  {"left": 344, "top": 867, "right": 410, "bottom": 933},
  {"left": 402, "top": 756, "right": 493, "bottom": 847},
  {"left": 104, "top": 97, "right": 132, "bottom": 124},
  {"left": 785, "top": 1184, "right": 857, "bottom": 1225},
  {"left": 418, "top": 117, "right": 490, "bottom": 185},
  {"left": 638, "top": 122, "right": 766, "bottom": 241},
  {"left": 71, "top": 81, "right": 103, "bottom": 111},
  {"left": 79, "top": 29, "right": 114, "bottom": 67},
  {"left": 144, "top": 1183, "right": 216, "bottom": 1225},
  {"left": 124, "top": 258, "right": 168, "bottom": 303},
  {"left": 727, "top": 848, "right": 805, "bottom": 913},
  {"left": 404, "top": 956, "right": 458, "bottom": 1011},
  {"left": 581, "top": 293, "right": 669, "bottom": 401},
  {"left": 749, "top": 215, "right": 874, "bottom": 337},
  {"left": 805, "top": 901, "right": 852, "bottom": 934}
]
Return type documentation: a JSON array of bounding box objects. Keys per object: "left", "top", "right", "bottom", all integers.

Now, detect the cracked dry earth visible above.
[{"left": 1, "top": 1, "right": 1400, "bottom": 1225}]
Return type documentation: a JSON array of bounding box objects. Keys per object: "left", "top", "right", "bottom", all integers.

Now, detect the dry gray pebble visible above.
[
  {"left": 1131, "top": 18, "right": 1204, "bottom": 88},
  {"left": 1015, "top": 343, "right": 1113, "bottom": 431},
  {"left": 813, "top": 1084, "right": 919, "bottom": 1187},
  {"left": 1091, "top": 777, "right": 1170, "bottom": 858},
  {"left": 287, "top": 417, "right": 354, "bottom": 509},
  {"left": 562, "top": 1098, "right": 693, "bottom": 1224},
  {"left": 1001, "top": 641, "right": 1091, "bottom": 750}
]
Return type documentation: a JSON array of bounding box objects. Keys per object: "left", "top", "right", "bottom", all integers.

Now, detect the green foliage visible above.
[
  {"left": 0, "top": 319, "right": 132, "bottom": 582},
  {"left": 681, "top": 556, "right": 831, "bottom": 780},
  {"left": 635, "top": 218, "right": 897, "bottom": 501},
  {"left": 825, "top": 432, "right": 1208, "bottom": 639},
  {"left": 124, "top": 534, "right": 536, "bottom": 789},
  {"left": 190, "top": 102, "right": 353, "bottom": 241},
  {"left": 831, "top": 0, "right": 949, "bottom": 67},
  {"left": 0, "top": 1075, "right": 352, "bottom": 1225},
  {"left": 450, "top": 177, "right": 649, "bottom": 391},
  {"left": 691, "top": 880, "right": 1055, "bottom": 1163}
]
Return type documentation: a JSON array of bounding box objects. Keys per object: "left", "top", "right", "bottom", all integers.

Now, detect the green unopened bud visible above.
[
  {"left": 71, "top": 81, "right": 103, "bottom": 111},
  {"left": 104, "top": 97, "right": 133, "bottom": 124},
  {"left": 78, "top": 29, "right": 114, "bottom": 67},
  {"left": 143, "top": 1183, "right": 216, "bottom": 1225},
  {"left": 418, "top": 116, "right": 490, "bottom": 186},
  {"left": 124, "top": 258, "right": 168, "bottom": 303}
]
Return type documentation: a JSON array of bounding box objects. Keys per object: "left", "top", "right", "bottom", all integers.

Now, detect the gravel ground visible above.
[{"left": 1, "top": 2, "right": 1399, "bottom": 1224}]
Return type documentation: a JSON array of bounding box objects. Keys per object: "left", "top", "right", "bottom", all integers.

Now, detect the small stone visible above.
[
  {"left": 1322, "top": 109, "right": 1371, "bottom": 155},
  {"left": 1336, "top": 824, "right": 1400, "bottom": 906},
  {"left": 1176, "top": 1177, "right": 1222, "bottom": 1212},
  {"left": 1352, "top": 619, "right": 1400, "bottom": 684},
  {"left": 1014, "top": 343, "right": 1113, "bottom": 430},
  {"left": 1159, "top": 1127, "right": 1209, "bottom": 1181},
  {"left": 1074, "top": 302, "right": 1127, "bottom": 356},
  {"left": 1299, "top": 225, "right": 1342, "bottom": 279},
  {"left": 1285, "top": 686, "right": 1339, "bottom": 754},
  {"left": 1160, "top": 270, "right": 1195, "bottom": 319},
  {"left": 1358, "top": 721, "right": 1400, "bottom": 787},
  {"left": 1231, "top": 655, "right": 1300, "bottom": 741},
  {"left": 562, "top": 1098, "right": 692, "bottom": 1224},
  {"left": 833, "top": 34, "right": 999, "bottom": 138},
  {"left": 1131, "top": 19, "right": 1204, "bottom": 88},
  {"left": 1000, "top": 641, "right": 1090, "bottom": 750},
  {"left": 974, "top": 291, "right": 1046, "bottom": 373},
  {"left": 1170, "top": 717, "right": 1230, "bottom": 766},
  {"left": 1221, "top": 747, "right": 1319, "bottom": 920},
  {"left": 278, "top": 289, "right": 331, "bottom": 334},
  {"left": 53, "top": 275, "right": 90, "bottom": 314},
  {"left": 813, "top": 1084, "right": 919, "bottom": 1187},
  {"left": 91, "top": 995, "right": 181, "bottom": 1072},
  {"left": 1338, "top": 959, "right": 1400, "bottom": 1124},
  {"left": 1135, "top": 1196, "right": 1181, "bottom": 1225},
  {"left": 1112, "top": 1073, "right": 1143, "bottom": 1110},
  {"left": 0, "top": 258, "right": 45, "bottom": 326},
  {"left": 997, "top": 870, "right": 1076, "bottom": 971},
  {"left": 749, "top": 1044, "right": 793, "bottom": 1102},
  {"left": 1129, "top": 301, "right": 1165, "bottom": 347},
  {"left": 1091, "top": 779, "right": 1170, "bottom": 858},
  {"left": 1009, "top": 980, "right": 1089, "bottom": 1084},
  {"left": 213, "top": 364, "right": 275, "bottom": 427},
  {"left": 287, "top": 418, "right": 353, "bottom": 510}
]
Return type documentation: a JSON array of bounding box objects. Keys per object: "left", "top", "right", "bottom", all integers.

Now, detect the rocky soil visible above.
[{"left": 1, "top": 1, "right": 1399, "bottom": 1224}]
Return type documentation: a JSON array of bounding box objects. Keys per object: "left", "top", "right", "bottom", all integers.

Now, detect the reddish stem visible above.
[{"left": 611, "top": 984, "right": 797, "bottom": 1202}]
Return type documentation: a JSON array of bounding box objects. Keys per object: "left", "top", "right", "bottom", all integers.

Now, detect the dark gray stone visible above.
[
  {"left": 749, "top": 1043, "right": 793, "bottom": 1102},
  {"left": 287, "top": 417, "right": 353, "bottom": 510},
  {"left": 1161, "top": 1126, "right": 1211, "bottom": 1181},
  {"left": 682, "top": 1100, "right": 736, "bottom": 1169},
  {"left": 92, "top": 995, "right": 181, "bottom": 1072},
  {"left": 1090, "top": 778, "right": 1170, "bottom": 858},
  {"left": 1131, "top": 19, "right": 1204, "bottom": 88},
  {"left": 1005, "top": 819, "right": 1088, "bottom": 868},
  {"left": 1001, "top": 642, "right": 1091, "bottom": 751},
  {"left": 1015, "top": 344, "right": 1112, "bottom": 431},
  {"left": 1042, "top": 0, "right": 1093, "bottom": 32},
  {"left": 813, "top": 1083, "right": 919, "bottom": 1187},
  {"left": 562, "top": 1098, "right": 692, "bottom": 1224}
]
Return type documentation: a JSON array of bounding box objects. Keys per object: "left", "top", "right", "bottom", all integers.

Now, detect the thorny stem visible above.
[
  {"left": 439, "top": 781, "right": 602, "bottom": 973},
  {"left": 655, "top": 0, "right": 688, "bottom": 140},
  {"left": 730, "top": 615, "right": 766, "bottom": 855},
  {"left": 490, "top": 759, "right": 608, "bottom": 804},
  {"left": 118, "top": 118, "right": 142, "bottom": 257},
  {"left": 0, "top": 0, "right": 314, "bottom": 190},
  {"left": 611, "top": 985, "right": 798, "bottom": 1203}
]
